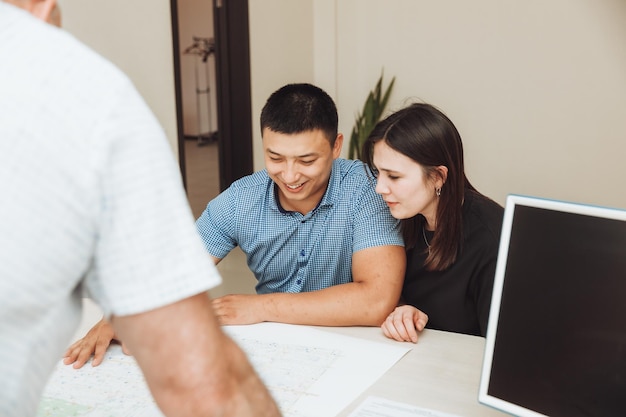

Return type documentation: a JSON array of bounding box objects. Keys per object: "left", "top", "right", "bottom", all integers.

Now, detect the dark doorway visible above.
[
  {"left": 213, "top": 0, "right": 253, "bottom": 191},
  {"left": 170, "top": 0, "right": 253, "bottom": 195}
]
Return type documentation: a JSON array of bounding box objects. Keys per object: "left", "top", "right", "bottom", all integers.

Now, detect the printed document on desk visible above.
[
  {"left": 38, "top": 322, "right": 411, "bottom": 417},
  {"left": 225, "top": 323, "right": 411, "bottom": 417},
  {"left": 38, "top": 344, "right": 163, "bottom": 417}
]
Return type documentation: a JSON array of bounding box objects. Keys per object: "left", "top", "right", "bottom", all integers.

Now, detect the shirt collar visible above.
[{"left": 269, "top": 159, "right": 341, "bottom": 214}]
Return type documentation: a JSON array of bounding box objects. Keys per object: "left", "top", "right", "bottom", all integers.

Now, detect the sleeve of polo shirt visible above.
[
  {"left": 195, "top": 185, "right": 238, "bottom": 259},
  {"left": 352, "top": 180, "right": 404, "bottom": 253},
  {"left": 85, "top": 78, "right": 220, "bottom": 318}
]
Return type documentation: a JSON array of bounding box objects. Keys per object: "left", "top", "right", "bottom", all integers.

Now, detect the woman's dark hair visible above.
[
  {"left": 260, "top": 83, "right": 338, "bottom": 146},
  {"left": 362, "top": 102, "right": 476, "bottom": 271}
]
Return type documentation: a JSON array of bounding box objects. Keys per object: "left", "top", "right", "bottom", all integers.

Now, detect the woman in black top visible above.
[{"left": 362, "top": 103, "right": 504, "bottom": 342}]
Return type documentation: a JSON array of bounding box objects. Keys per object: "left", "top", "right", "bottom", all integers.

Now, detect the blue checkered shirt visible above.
[{"left": 196, "top": 158, "right": 403, "bottom": 294}]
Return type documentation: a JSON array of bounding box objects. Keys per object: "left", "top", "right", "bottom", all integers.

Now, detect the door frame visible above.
[{"left": 170, "top": 0, "right": 253, "bottom": 192}]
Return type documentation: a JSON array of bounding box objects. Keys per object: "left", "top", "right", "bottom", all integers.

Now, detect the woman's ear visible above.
[{"left": 436, "top": 165, "right": 448, "bottom": 188}]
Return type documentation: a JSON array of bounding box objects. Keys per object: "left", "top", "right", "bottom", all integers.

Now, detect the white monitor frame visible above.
[{"left": 478, "top": 194, "right": 626, "bottom": 417}]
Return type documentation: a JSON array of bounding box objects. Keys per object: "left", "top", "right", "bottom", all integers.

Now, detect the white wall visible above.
[
  {"left": 248, "top": 0, "right": 315, "bottom": 171},
  {"left": 56, "top": 0, "right": 180, "bottom": 157},
  {"left": 249, "top": 0, "right": 626, "bottom": 209},
  {"left": 54, "top": 0, "right": 626, "bottom": 210}
]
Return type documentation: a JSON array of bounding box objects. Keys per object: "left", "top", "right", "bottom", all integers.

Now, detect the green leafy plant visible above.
[{"left": 348, "top": 71, "right": 396, "bottom": 160}]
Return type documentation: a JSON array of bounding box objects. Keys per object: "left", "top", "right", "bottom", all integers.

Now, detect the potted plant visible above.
[{"left": 347, "top": 71, "right": 395, "bottom": 160}]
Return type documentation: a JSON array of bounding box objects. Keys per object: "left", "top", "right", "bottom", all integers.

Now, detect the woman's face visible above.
[{"left": 372, "top": 140, "right": 440, "bottom": 224}]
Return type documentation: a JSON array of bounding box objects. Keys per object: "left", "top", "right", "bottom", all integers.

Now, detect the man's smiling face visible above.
[{"left": 263, "top": 127, "right": 342, "bottom": 215}]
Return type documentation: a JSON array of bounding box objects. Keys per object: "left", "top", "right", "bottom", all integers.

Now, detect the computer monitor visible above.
[{"left": 479, "top": 194, "right": 626, "bottom": 417}]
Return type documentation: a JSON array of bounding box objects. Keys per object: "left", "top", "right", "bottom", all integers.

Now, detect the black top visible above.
[{"left": 402, "top": 190, "right": 504, "bottom": 336}]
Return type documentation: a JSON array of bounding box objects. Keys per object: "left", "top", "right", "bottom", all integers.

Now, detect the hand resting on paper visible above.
[
  {"left": 381, "top": 304, "right": 429, "bottom": 343},
  {"left": 63, "top": 317, "right": 131, "bottom": 368},
  {"left": 211, "top": 294, "right": 266, "bottom": 325}
]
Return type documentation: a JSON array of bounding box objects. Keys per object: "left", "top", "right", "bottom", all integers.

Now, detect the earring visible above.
[{"left": 436, "top": 187, "right": 441, "bottom": 197}]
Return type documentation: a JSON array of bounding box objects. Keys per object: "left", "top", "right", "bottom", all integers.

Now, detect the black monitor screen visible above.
[{"left": 479, "top": 195, "right": 626, "bottom": 417}]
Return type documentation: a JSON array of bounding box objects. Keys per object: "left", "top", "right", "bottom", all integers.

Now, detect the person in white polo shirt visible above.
[{"left": 0, "top": 1, "right": 279, "bottom": 416}]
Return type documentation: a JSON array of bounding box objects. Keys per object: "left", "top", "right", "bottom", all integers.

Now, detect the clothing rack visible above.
[{"left": 183, "top": 36, "right": 217, "bottom": 146}]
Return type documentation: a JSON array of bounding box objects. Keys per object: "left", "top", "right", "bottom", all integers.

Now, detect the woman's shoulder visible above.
[
  {"left": 464, "top": 190, "right": 504, "bottom": 241},
  {"left": 466, "top": 189, "right": 503, "bottom": 215}
]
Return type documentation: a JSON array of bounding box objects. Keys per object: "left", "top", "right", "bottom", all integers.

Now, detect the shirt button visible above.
[
  {"left": 296, "top": 279, "right": 302, "bottom": 285},
  {"left": 300, "top": 250, "right": 305, "bottom": 257}
]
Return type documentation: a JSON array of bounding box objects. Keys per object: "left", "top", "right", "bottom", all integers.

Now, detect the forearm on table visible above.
[
  {"left": 257, "top": 280, "right": 401, "bottom": 326},
  {"left": 111, "top": 293, "right": 278, "bottom": 416}
]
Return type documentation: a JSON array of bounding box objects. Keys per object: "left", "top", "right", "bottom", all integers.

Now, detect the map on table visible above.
[{"left": 38, "top": 323, "right": 410, "bottom": 417}]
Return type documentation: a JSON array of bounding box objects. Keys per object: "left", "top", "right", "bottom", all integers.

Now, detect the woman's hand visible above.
[{"left": 381, "top": 305, "right": 428, "bottom": 343}]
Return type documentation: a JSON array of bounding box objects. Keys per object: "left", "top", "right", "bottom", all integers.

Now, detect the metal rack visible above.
[{"left": 183, "top": 36, "right": 218, "bottom": 146}]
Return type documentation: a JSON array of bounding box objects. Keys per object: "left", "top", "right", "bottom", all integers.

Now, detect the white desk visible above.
[
  {"left": 322, "top": 326, "right": 506, "bottom": 417},
  {"left": 69, "top": 299, "right": 506, "bottom": 417}
]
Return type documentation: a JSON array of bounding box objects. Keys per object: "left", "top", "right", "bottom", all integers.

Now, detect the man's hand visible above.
[
  {"left": 63, "top": 318, "right": 130, "bottom": 368},
  {"left": 381, "top": 305, "right": 429, "bottom": 343},
  {"left": 212, "top": 294, "right": 265, "bottom": 325}
]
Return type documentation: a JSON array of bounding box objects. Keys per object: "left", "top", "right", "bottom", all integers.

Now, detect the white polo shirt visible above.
[{"left": 0, "top": 5, "right": 221, "bottom": 416}]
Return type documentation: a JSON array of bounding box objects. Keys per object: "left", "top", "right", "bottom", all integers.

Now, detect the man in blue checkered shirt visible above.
[
  {"left": 65, "top": 83, "right": 405, "bottom": 368},
  {"left": 199, "top": 83, "right": 405, "bottom": 326}
]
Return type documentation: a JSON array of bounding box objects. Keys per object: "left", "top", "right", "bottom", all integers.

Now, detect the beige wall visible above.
[
  {"left": 248, "top": 0, "right": 315, "bottom": 171},
  {"left": 249, "top": 0, "right": 626, "bottom": 209},
  {"left": 55, "top": 0, "right": 626, "bottom": 210},
  {"left": 57, "top": 0, "right": 180, "bottom": 158}
]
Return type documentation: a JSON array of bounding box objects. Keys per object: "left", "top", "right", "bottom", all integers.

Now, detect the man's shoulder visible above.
[
  {"left": 220, "top": 170, "right": 272, "bottom": 203},
  {"left": 228, "top": 170, "right": 271, "bottom": 190},
  {"left": 2, "top": 5, "right": 135, "bottom": 113},
  {"left": 334, "top": 157, "right": 367, "bottom": 172},
  {"left": 333, "top": 158, "right": 373, "bottom": 185},
  {"left": 5, "top": 6, "right": 126, "bottom": 78},
  {"left": 326, "top": 159, "right": 386, "bottom": 214}
]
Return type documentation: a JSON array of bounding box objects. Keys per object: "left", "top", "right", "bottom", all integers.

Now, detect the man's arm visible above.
[
  {"left": 112, "top": 292, "right": 280, "bottom": 417},
  {"left": 64, "top": 254, "right": 225, "bottom": 369},
  {"left": 212, "top": 244, "right": 405, "bottom": 326}
]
